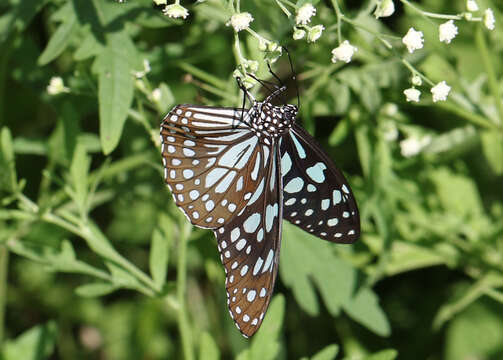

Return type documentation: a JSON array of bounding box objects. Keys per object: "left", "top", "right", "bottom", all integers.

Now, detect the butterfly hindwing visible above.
[
  {"left": 280, "top": 124, "right": 360, "bottom": 243},
  {"left": 214, "top": 142, "right": 283, "bottom": 338},
  {"left": 161, "top": 105, "right": 268, "bottom": 229}
]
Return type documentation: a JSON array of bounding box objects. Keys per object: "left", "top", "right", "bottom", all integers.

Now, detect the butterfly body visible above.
[{"left": 160, "top": 92, "right": 359, "bottom": 337}]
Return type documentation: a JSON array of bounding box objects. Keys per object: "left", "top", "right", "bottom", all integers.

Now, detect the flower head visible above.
[
  {"left": 47, "top": 77, "right": 70, "bottom": 95},
  {"left": 293, "top": 28, "right": 306, "bottom": 40},
  {"left": 296, "top": 3, "right": 316, "bottom": 25},
  {"left": 162, "top": 3, "right": 189, "bottom": 19},
  {"left": 227, "top": 12, "right": 254, "bottom": 32},
  {"left": 439, "top": 20, "right": 458, "bottom": 44},
  {"left": 402, "top": 27, "right": 424, "bottom": 53},
  {"left": 411, "top": 75, "right": 422, "bottom": 86},
  {"left": 374, "top": 0, "right": 395, "bottom": 19},
  {"left": 400, "top": 136, "right": 431, "bottom": 157},
  {"left": 331, "top": 40, "right": 357, "bottom": 63},
  {"left": 484, "top": 8, "right": 495, "bottom": 30},
  {"left": 307, "top": 25, "right": 324, "bottom": 43},
  {"left": 403, "top": 88, "right": 421, "bottom": 102},
  {"left": 466, "top": 0, "right": 478, "bottom": 12},
  {"left": 152, "top": 88, "right": 162, "bottom": 102},
  {"left": 431, "top": 81, "right": 451, "bottom": 102},
  {"left": 153, "top": 0, "right": 167, "bottom": 5}
]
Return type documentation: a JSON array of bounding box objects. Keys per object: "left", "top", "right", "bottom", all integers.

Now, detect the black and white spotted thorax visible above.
[{"left": 248, "top": 102, "right": 298, "bottom": 142}]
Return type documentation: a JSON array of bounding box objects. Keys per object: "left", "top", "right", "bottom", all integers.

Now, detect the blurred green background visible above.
[{"left": 1, "top": 0, "right": 503, "bottom": 359}]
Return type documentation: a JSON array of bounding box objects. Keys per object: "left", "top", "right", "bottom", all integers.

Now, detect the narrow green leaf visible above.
[
  {"left": 97, "top": 31, "right": 139, "bottom": 154},
  {"left": 343, "top": 287, "right": 390, "bottom": 336},
  {"left": 363, "top": 349, "right": 398, "bottom": 360},
  {"left": 198, "top": 332, "right": 220, "bottom": 360},
  {"left": 150, "top": 228, "right": 169, "bottom": 291},
  {"left": 0, "top": 127, "right": 17, "bottom": 193},
  {"left": 480, "top": 131, "right": 503, "bottom": 175},
  {"left": 0, "top": 0, "right": 49, "bottom": 43},
  {"left": 354, "top": 121, "right": 372, "bottom": 178},
  {"left": 74, "top": 32, "right": 104, "bottom": 61},
  {"left": 2, "top": 321, "right": 58, "bottom": 360},
  {"left": 75, "top": 282, "right": 118, "bottom": 297},
  {"left": 311, "top": 344, "right": 339, "bottom": 360},
  {"left": 69, "top": 142, "right": 90, "bottom": 211},
  {"left": 38, "top": 3, "right": 78, "bottom": 65}
]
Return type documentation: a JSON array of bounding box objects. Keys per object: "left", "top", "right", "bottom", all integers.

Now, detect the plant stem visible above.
[
  {"left": 475, "top": 26, "right": 503, "bottom": 126},
  {"left": 330, "top": 0, "right": 343, "bottom": 43},
  {"left": 177, "top": 221, "right": 194, "bottom": 360},
  {"left": 0, "top": 245, "right": 8, "bottom": 344},
  {"left": 400, "top": 0, "right": 462, "bottom": 20}
]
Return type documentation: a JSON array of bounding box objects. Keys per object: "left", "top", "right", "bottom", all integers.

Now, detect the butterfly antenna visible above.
[
  {"left": 235, "top": 77, "right": 254, "bottom": 128},
  {"left": 282, "top": 46, "right": 300, "bottom": 108},
  {"left": 263, "top": 62, "right": 288, "bottom": 105}
]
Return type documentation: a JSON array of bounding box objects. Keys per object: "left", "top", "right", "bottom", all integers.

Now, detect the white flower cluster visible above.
[
  {"left": 331, "top": 40, "right": 358, "bottom": 63},
  {"left": 292, "top": 3, "right": 325, "bottom": 43},
  {"left": 227, "top": 12, "right": 254, "bottom": 32},
  {"left": 403, "top": 81, "right": 451, "bottom": 103},
  {"left": 400, "top": 135, "right": 432, "bottom": 158},
  {"left": 374, "top": 0, "right": 395, "bottom": 19},
  {"left": 162, "top": 3, "right": 189, "bottom": 19},
  {"left": 47, "top": 77, "right": 70, "bottom": 95}
]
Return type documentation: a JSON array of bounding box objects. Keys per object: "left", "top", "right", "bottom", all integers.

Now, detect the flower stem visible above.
[
  {"left": 0, "top": 245, "right": 8, "bottom": 345},
  {"left": 177, "top": 221, "right": 194, "bottom": 360},
  {"left": 330, "top": 0, "right": 343, "bottom": 43},
  {"left": 400, "top": 0, "right": 462, "bottom": 21},
  {"left": 475, "top": 26, "right": 503, "bottom": 127}
]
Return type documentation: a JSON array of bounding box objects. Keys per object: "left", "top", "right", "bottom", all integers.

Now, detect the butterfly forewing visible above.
[
  {"left": 280, "top": 124, "right": 360, "bottom": 243},
  {"left": 213, "top": 142, "right": 283, "bottom": 338},
  {"left": 161, "top": 105, "right": 267, "bottom": 229}
]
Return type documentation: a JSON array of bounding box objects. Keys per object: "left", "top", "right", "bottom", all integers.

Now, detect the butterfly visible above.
[{"left": 160, "top": 64, "right": 360, "bottom": 338}]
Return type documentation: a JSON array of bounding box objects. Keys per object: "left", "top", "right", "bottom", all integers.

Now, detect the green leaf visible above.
[
  {"left": 385, "top": 241, "right": 446, "bottom": 276},
  {"left": 429, "top": 167, "right": 483, "bottom": 217},
  {"left": 69, "top": 142, "right": 90, "bottom": 211},
  {"left": 74, "top": 32, "right": 104, "bottom": 61},
  {"left": 0, "top": 127, "right": 17, "bottom": 193},
  {"left": 281, "top": 222, "right": 356, "bottom": 317},
  {"left": 311, "top": 344, "right": 339, "bottom": 360},
  {"left": 363, "top": 349, "right": 398, "bottom": 360},
  {"left": 446, "top": 299, "right": 503, "bottom": 360},
  {"left": 2, "top": 321, "right": 58, "bottom": 360},
  {"left": 96, "top": 31, "right": 139, "bottom": 154},
  {"left": 150, "top": 228, "right": 169, "bottom": 291},
  {"left": 237, "top": 295, "right": 285, "bottom": 360},
  {"left": 75, "top": 282, "right": 118, "bottom": 297},
  {"left": 38, "top": 3, "right": 79, "bottom": 65},
  {"left": 343, "top": 287, "right": 390, "bottom": 336},
  {"left": 0, "top": 0, "right": 49, "bottom": 43},
  {"left": 480, "top": 131, "right": 503, "bottom": 175},
  {"left": 198, "top": 332, "right": 220, "bottom": 360}
]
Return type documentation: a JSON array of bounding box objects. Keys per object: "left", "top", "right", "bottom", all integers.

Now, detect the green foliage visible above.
[{"left": 1, "top": 0, "right": 503, "bottom": 359}]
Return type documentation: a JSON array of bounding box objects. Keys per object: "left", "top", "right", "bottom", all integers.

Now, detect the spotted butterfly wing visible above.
[
  {"left": 213, "top": 144, "right": 282, "bottom": 337},
  {"left": 160, "top": 105, "right": 267, "bottom": 228},
  {"left": 161, "top": 93, "right": 359, "bottom": 338},
  {"left": 280, "top": 124, "right": 360, "bottom": 243}
]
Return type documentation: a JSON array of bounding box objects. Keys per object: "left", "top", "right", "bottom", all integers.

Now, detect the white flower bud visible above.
[
  {"left": 439, "top": 20, "right": 458, "bottom": 44},
  {"left": 484, "top": 8, "right": 495, "bottom": 30},
  {"left": 296, "top": 3, "right": 316, "bottom": 25},
  {"left": 403, "top": 88, "right": 421, "bottom": 102},
  {"left": 227, "top": 12, "right": 254, "bottom": 32},
  {"left": 162, "top": 3, "right": 189, "bottom": 19},
  {"left": 374, "top": 0, "right": 395, "bottom": 19},
  {"left": 331, "top": 40, "right": 357, "bottom": 63},
  {"left": 402, "top": 27, "right": 424, "bottom": 53},
  {"left": 431, "top": 81, "right": 451, "bottom": 102}
]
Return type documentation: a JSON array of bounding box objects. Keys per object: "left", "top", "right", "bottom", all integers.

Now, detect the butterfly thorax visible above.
[{"left": 249, "top": 102, "right": 298, "bottom": 142}]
